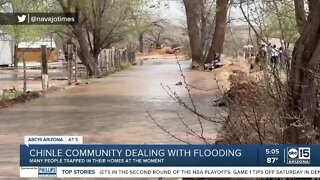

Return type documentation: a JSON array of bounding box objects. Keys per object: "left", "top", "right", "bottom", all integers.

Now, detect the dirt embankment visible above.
[
  {"left": 136, "top": 47, "right": 187, "bottom": 60},
  {"left": 0, "top": 87, "right": 60, "bottom": 109},
  {"left": 0, "top": 91, "right": 40, "bottom": 109},
  {"left": 213, "top": 59, "right": 251, "bottom": 93},
  {"left": 214, "top": 60, "right": 283, "bottom": 144}
]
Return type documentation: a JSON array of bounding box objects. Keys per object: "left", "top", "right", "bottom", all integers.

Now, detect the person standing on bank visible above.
[
  {"left": 271, "top": 45, "right": 279, "bottom": 69},
  {"left": 257, "top": 44, "right": 267, "bottom": 70},
  {"left": 248, "top": 52, "right": 256, "bottom": 72}
]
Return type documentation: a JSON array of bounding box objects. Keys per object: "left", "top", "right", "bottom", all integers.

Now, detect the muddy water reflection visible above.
[{"left": 0, "top": 59, "right": 226, "bottom": 178}]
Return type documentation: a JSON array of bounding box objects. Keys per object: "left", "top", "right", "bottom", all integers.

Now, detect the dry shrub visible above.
[
  {"left": 216, "top": 70, "right": 284, "bottom": 144},
  {"left": 214, "top": 60, "right": 251, "bottom": 93}
]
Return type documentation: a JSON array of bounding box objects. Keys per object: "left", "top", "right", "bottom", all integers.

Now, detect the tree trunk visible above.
[
  {"left": 294, "top": 0, "right": 306, "bottom": 34},
  {"left": 183, "top": 0, "right": 204, "bottom": 70},
  {"left": 57, "top": 0, "right": 100, "bottom": 77},
  {"left": 206, "top": 0, "right": 229, "bottom": 63},
  {"left": 73, "top": 24, "right": 100, "bottom": 77},
  {"left": 138, "top": 32, "right": 144, "bottom": 53},
  {"left": 287, "top": 1, "right": 320, "bottom": 143}
]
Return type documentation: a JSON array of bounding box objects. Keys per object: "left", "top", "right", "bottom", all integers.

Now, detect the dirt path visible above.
[{"left": 0, "top": 58, "right": 224, "bottom": 179}]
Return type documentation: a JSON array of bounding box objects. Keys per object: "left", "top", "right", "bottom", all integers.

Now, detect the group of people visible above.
[{"left": 248, "top": 43, "right": 284, "bottom": 71}]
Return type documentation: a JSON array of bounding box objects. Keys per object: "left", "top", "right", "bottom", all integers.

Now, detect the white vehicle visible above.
[{"left": 0, "top": 36, "right": 14, "bottom": 66}]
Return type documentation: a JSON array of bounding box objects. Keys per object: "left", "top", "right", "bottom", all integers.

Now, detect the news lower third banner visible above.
[{"left": 20, "top": 137, "right": 320, "bottom": 178}]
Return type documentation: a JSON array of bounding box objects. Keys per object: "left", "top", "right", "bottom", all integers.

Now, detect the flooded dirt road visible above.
[
  {"left": 0, "top": 58, "right": 225, "bottom": 179},
  {"left": 0, "top": 61, "right": 68, "bottom": 92}
]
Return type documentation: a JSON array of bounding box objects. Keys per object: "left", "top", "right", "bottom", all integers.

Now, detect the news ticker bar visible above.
[
  {"left": 0, "top": 13, "right": 77, "bottom": 25},
  {"left": 20, "top": 167, "right": 320, "bottom": 178},
  {"left": 20, "top": 144, "right": 318, "bottom": 167}
]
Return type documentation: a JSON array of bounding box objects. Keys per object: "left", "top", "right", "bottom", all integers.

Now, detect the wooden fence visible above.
[
  {"left": 77, "top": 46, "right": 136, "bottom": 78},
  {"left": 0, "top": 45, "right": 136, "bottom": 97}
]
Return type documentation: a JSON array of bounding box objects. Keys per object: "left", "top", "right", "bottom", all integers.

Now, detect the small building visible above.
[
  {"left": 0, "top": 35, "right": 14, "bottom": 66},
  {"left": 17, "top": 39, "right": 57, "bottom": 62}
]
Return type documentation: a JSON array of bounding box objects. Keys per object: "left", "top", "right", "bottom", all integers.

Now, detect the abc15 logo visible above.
[{"left": 287, "top": 147, "right": 311, "bottom": 160}]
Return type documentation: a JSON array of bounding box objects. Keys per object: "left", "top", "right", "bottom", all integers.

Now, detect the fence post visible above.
[
  {"left": 99, "top": 51, "right": 103, "bottom": 73},
  {"left": 112, "top": 48, "right": 115, "bottom": 68},
  {"left": 127, "top": 45, "right": 129, "bottom": 63},
  {"left": 119, "top": 49, "right": 122, "bottom": 65},
  {"left": 114, "top": 48, "right": 117, "bottom": 67},
  {"left": 128, "top": 44, "right": 133, "bottom": 63},
  {"left": 129, "top": 44, "right": 132, "bottom": 63},
  {"left": 103, "top": 49, "right": 108, "bottom": 72},
  {"left": 41, "top": 45, "right": 49, "bottom": 90},
  {"left": 23, "top": 50, "right": 27, "bottom": 94},
  {"left": 126, "top": 45, "right": 129, "bottom": 63},
  {"left": 107, "top": 49, "right": 111, "bottom": 71},
  {"left": 67, "top": 44, "right": 73, "bottom": 85},
  {"left": 118, "top": 49, "right": 120, "bottom": 66},
  {"left": 126, "top": 48, "right": 128, "bottom": 64},
  {"left": 74, "top": 47, "right": 78, "bottom": 83},
  {"left": 110, "top": 49, "right": 113, "bottom": 69},
  {"left": 133, "top": 48, "right": 136, "bottom": 63},
  {"left": 118, "top": 49, "right": 121, "bottom": 66},
  {"left": 116, "top": 49, "right": 119, "bottom": 67}
]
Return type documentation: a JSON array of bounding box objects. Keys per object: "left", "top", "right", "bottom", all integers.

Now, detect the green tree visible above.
[
  {"left": 266, "top": 0, "right": 300, "bottom": 46},
  {"left": 127, "top": 0, "right": 155, "bottom": 53},
  {"left": 57, "top": 0, "right": 143, "bottom": 76},
  {"left": 0, "top": 0, "right": 50, "bottom": 67},
  {"left": 183, "top": 0, "right": 229, "bottom": 69}
]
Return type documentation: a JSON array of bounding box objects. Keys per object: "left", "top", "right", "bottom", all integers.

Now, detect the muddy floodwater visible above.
[{"left": 0, "top": 58, "right": 226, "bottom": 179}]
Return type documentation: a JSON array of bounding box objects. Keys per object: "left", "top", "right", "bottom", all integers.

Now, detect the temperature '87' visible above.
[{"left": 267, "top": 157, "right": 278, "bottom": 163}]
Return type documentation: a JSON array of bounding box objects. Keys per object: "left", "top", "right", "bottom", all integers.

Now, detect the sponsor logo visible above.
[{"left": 38, "top": 167, "right": 57, "bottom": 177}]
